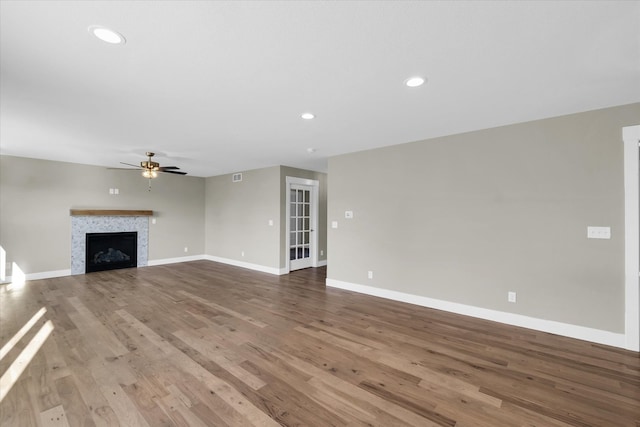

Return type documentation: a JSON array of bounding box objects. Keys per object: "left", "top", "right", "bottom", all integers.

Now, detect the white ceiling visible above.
[{"left": 1, "top": 1, "right": 639, "bottom": 177}]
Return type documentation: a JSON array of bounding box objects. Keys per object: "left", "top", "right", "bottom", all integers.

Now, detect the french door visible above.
[{"left": 286, "top": 177, "right": 319, "bottom": 271}]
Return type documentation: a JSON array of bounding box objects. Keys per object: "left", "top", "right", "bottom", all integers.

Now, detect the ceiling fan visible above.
[
  {"left": 118, "top": 152, "right": 187, "bottom": 178},
  {"left": 114, "top": 152, "right": 187, "bottom": 190}
]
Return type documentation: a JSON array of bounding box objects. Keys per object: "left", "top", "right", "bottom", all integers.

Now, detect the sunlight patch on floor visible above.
[
  {"left": 0, "top": 307, "right": 47, "bottom": 361},
  {"left": 0, "top": 315, "right": 53, "bottom": 402}
]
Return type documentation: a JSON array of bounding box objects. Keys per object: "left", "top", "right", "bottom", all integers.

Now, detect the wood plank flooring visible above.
[{"left": 0, "top": 260, "right": 638, "bottom": 426}]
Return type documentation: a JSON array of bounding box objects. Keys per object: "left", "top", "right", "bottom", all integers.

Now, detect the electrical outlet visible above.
[
  {"left": 109, "top": 188, "right": 114, "bottom": 195},
  {"left": 331, "top": 221, "right": 338, "bottom": 229},
  {"left": 114, "top": 188, "right": 119, "bottom": 195},
  {"left": 241, "top": 251, "right": 245, "bottom": 257},
  {"left": 368, "top": 270, "right": 373, "bottom": 279},
  {"left": 320, "top": 249, "right": 324, "bottom": 256},
  {"left": 152, "top": 218, "right": 156, "bottom": 224},
  {"left": 508, "top": 291, "right": 517, "bottom": 303},
  {"left": 268, "top": 219, "right": 274, "bottom": 226},
  {"left": 345, "top": 210, "right": 353, "bottom": 219},
  {"left": 184, "top": 247, "right": 188, "bottom": 253}
]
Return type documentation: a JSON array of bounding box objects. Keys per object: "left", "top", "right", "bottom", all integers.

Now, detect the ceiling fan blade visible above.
[
  {"left": 108, "top": 167, "right": 141, "bottom": 171},
  {"left": 161, "top": 170, "right": 187, "bottom": 175},
  {"left": 120, "top": 162, "right": 143, "bottom": 168},
  {"left": 158, "top": 166, "right": 180, "bottom": 170}
]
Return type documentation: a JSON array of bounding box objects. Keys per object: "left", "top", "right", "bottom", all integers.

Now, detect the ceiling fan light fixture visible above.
[
  {"left": 142, "top": 170, "right": 157, "bottom": 179},
  {"left": 89, "top": 25, "right": 126, "bottom": 44}
]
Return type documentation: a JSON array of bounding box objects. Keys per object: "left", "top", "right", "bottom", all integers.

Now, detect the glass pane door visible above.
[{"left": 289, "top": 185, "right": 312, "bottom": 270}]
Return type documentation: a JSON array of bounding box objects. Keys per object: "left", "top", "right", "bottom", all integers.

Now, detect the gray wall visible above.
[
  {"left": 0, "top": 156, "right": 205, "bottom": 275},
  {"left": 1, "top": 158, "right": 326, "bottom": 276},
  {"left": 327, "top": 103, "right": 640, "bottom": 333},
  {"left": 205, "top": 166, "right": 281, "bottom": 268},
  {"left": 205, "top": 165, "right": 328, "bottom": 270}
]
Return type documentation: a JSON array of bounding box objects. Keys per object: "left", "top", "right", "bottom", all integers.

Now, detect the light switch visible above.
[
  {"left": 268, "top": 219, "right": 274, "bottom": 226},
  {"left": 331, "top": 221, "right": 338, "bottom": 229},
  {"left": 587, "top": 226, "right": 611, "bottom": 239}
]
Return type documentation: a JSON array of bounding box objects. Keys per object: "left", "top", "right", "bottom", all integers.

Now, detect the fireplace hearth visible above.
[{"left": 86, "top": 232, "right": 137, "bottom": 273}]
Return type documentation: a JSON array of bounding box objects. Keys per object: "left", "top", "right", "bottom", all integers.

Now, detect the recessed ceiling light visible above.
[
  {"left": 301, "top": 113, "right": 315, "bottom": 120},
  {"left": 405, "top": 76, "right": 425, "bottom": 87},
  {"left": 307, "top": 148, "right": 317, "bottom": 153},
  {"left": 88, "top": 25, "right": 126, "bottom": 44}
]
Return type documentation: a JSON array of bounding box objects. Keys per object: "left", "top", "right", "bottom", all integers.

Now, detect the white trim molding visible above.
[
  {"left": 5, "top": 255, "right": 209, "bottom": 281},
  {"left": 26, "top": 269, "right": 72, "bottom": 281},
  {"left": 2, "top": 269, "right": 72, "bottom": 283},
  {"left": 147, "top": 255, "right": 205, "bottom": 266},
  {"left": 1, "top": 254, "right": 291, "bottom": 284},
  {"left": 203, "top": 255, "right": 287, "bottom": 275},
  {"left": 623, "top": 124, "right": 640, "bottom": 351},
  {"left": 326, "top": 278, "right": 627, "bottom": 350}
]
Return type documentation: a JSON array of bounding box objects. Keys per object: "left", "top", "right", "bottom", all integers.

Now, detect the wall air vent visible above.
[{"left": 232, "top": 173, "right": 242, "bottom": 182}]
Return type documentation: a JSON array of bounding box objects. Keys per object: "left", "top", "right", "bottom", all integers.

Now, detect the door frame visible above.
[
  {"left": 623, "top": 124, "right": 640, "bottom": 351},
  {"left": 285, "top": 176, "right": 319, "bottom": 273}
]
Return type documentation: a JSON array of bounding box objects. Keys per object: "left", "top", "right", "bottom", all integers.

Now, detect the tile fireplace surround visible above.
[{"left": 70, "top": 210, "right": 152, "bottom": 275}]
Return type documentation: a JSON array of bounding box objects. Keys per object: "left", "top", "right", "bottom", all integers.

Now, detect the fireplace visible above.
[
  {"left": 70, "top": 211, "right": 150, "bottom": 275},
  {"left": 85, "top": 232, "right": 138, "bottom": 273}
]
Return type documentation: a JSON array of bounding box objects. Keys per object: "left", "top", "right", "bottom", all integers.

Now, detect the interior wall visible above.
[
  {"left": 327, "top": 102, "right": 640, "bottom": 334},
  {"left": 0, "top": 155, "right": 205, "bottom": 276},
  {"left": 1, "top": 158, "right": 325, "bottom": 277},
  {"left": 280, "top": 166, "right": 328, "bottom": 268},
  {"left": 204, "top": 166, "right": 281, "bottom": 269}
]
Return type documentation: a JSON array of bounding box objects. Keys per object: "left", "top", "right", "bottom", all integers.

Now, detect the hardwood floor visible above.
[{"left": 0, "top": 260, "right": 638, "bottom": 426}]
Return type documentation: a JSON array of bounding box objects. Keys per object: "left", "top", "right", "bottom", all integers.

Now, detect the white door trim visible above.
[
  {"left": 285, "top": 176, "right": 319, "bottom": 273},
  {"left": 623, "top": 124, "right": 640, "bottom": 351}
]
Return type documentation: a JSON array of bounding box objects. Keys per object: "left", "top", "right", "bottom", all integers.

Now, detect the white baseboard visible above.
[
  {"left": 2, "top": 269, "right": 72, "bottom": 283},
  {"left": 316, "top": 260, "right": 328, "bottom": 267},
  {"left": 27, "top": 269, "right": 72, "bottom": 280},
  {"left": 3, "top": 269, "right": 73, "bottom": 282},
  {"left": 326, "top": 278, "right": 627, "bottom": 350},
  {"left": 2, "top": 254, "right": 286, "bottom": 283},
  {"left": 203, "top": 255, "right": 287, "bottom": 275},
  {"left": 147, "top": 255, "right": 205, "bottom": 266},
  {"left": 3, "top": 256, "right": 206, "bottom": 281}
]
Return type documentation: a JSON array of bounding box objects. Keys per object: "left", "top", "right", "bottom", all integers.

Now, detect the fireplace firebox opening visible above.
[{"left": 85, "top": 232, "right": 137, "bottom": 273}]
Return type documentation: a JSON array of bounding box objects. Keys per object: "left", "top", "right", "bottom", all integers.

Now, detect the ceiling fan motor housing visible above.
[{"left": 140, "top": 160, "right": 160, "bottom": 170}]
